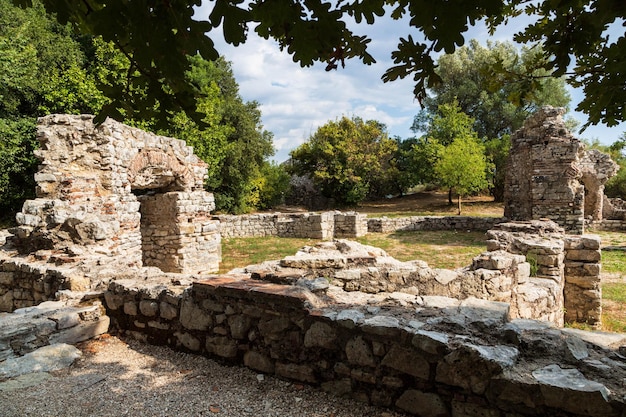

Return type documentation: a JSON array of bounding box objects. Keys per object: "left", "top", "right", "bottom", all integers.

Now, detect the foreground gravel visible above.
[{"left": 0, "top": 335, "right": 409, "bottom": 417}]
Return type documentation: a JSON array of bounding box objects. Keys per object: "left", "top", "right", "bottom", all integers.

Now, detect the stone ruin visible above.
[
  {"left": 2, "top": 113, "right": 626, "bottom": 416},
  {"left": 9, "top": 114, "right": 221, "bottom": 274},
  {"left": 504, "top": 106, "right": 619, "bottom": 234}
]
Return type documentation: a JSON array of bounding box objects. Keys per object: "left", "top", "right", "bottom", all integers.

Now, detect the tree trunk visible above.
[
  {"left": 448, "top": 187, "right": 453, "bottom": 205},
  {"left": 457, "top": 194, "right": 462, "bottom": 215}
]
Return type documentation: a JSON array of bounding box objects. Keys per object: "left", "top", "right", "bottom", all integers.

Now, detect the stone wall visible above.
[
  {"left": 504, "top": 107, "right": 618, "bottom": 234},
  {"left": 216, "top": 212, "right": 367, "bottom": 239},
  {"left": 486, "top": 221, "right": 602, "bottom": 327},
  {"left": 103, "top": 272, "right": 626, "bottom": 417},
  {"left": 367, "top": 216, "right": 503, "bottom": 233},
  {"left": 8, "top": 114, "right": 220, "bottom": 274}
]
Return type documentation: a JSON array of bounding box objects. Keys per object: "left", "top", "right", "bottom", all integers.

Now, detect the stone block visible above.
[
  {"left": 159, "top": 301, "right": 178, "bottom": 320},
  {"left": 532, "top": 364, "right": 613, "bottom": 416},
  {"left": 345, "top": 336, "right": 376, "bottom": 367},
  {"left": 304, "top": 321, "right": 337, "bottom": 350},
  {"left": 275, "top": 362, "right": 316, "bottom": 383},
  {"left": 395, "top": 390, "right": 448, "bottom": 417},
  {"left": 244, "top": 351, "right": 275, "bottom": 373},
  {"left": 175, "top": 332, "right": 201, "bottom": 351},
  {"left": 180, "top": 298, "right": 212, "bottom": 331},
  {"left": 139, "top": 300, "right": 159, "bottom": 317},
  {"left": 205, "top": 336, "right": 237, "bottom": 358},
  {"left": 381, "top": 345, "right": 430, "bottom": 380}
]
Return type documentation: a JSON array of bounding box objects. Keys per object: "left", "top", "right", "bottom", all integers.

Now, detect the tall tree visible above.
[
  {"left": 289, "top": 116, "right": 396, "bottom": 205},
  {"left": 0, "top": 0, "right": 105, "bottom": 217},
  {"left": 417, "top": 40, "right": 571, "bottom": 140},
  {"left": 16, "top": 0, "right": 626, "bottom": 129},
  {"left": 435, "top": 135, "right": 490, "bottom": 215}
]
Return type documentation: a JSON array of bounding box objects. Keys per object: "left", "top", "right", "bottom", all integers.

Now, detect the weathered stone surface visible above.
[
  {"left": 395, "top": 390, "right": 448, "bottom": 417},
  {"left": 381, "top": 345, "right": 430, "bottom": 380},
  {"left": 304, "top": 321, "right": 337, "bottom": 350},
  {"left": 205, "top": 336, "right": 237, "bottom": 358},
  {"left": 175, "top": 332, "right": 201, "bottom": 351},
  {"left": 532, "top": 364, "right": 613, "bottom": 416},
  {"left": 0, "top": 371, "right": 53, "bottom": 391},
  {"left": 345, "top": 336, "right": 376, "bottom": 367},
  {"left": 0, "top": 343, "right": 81, "bottom": 379},
  {"left": 275, "top": 362, "right": 316, "bottom": 383},
  {"left": 228, "top": 315, "right": 252, "bottom": 340},
  {"left": 179, "top": 298, "right": 212, "bottom": 331},
  {"left": 244, "top": 351, "right": 274, "bottom": 374}
]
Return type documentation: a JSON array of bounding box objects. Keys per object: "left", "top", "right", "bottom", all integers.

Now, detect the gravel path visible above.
[{"left": 0, "top": 335, "right": 408, "bottom": 417}]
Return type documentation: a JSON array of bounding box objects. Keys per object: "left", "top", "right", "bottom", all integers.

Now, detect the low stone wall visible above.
[
  {"left": 486, "top": 221, "right": 602, "bottom": 327},
  {"left": 588, "top": 220, "right": 626, "bottom": 231},
  {"left": 216, "top": 212, "right": 367, "bottom": 239},
  {"left": 367, "top": 216, "right": 504, "bottom": 233},
  {"left": 103, "top": 273, "right": 626, "bottom": 417},
  {"left": 217, "top": 212, "right": 503, "bottom": 239}
]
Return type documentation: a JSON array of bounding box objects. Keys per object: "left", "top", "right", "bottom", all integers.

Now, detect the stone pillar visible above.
[
  {"left": 563, "top": 235, "right": 602, "bottom": 327},
  {"left": 139, "top": 191, "right": 220, "bottom": 274}
]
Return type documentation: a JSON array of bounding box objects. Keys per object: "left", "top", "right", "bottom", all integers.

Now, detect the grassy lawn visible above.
[
  {"left": 356, "top": 230, "right": 486, "bottom": 269},
  {"left": 219, "top": 237, "right": 318, "bottom": 274},
  {"left": 219, "top": 231, "right": 487, "bottom": 275}
]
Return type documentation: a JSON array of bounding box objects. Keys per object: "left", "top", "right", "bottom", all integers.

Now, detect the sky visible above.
[{"left": 194, "top": 5, "right": 626, "bottom": 162}]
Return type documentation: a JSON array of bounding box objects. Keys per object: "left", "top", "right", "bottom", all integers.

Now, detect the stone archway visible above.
[{"left": 128, "top": 149, "right": 194, "bottom": 192}]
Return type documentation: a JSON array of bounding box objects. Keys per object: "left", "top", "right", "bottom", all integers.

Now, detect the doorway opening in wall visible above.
[{"left": 131, "top": 187, "right": 178, "bottom": 272}]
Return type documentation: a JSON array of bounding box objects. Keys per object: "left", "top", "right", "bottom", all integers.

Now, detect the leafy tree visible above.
[
  {"left": 417, "top": 40, "right": 571, "bottom": 140},
  {"left": 16, "top": 0, "right": 626, "bottom": 129},
  {"left": 434, "top": 136, "right": 490, "bottom": 215},
  {"left": 253, "top": 162, "right": 291, "bottom": 210},
  {"left": 410, "top": 101, "right": 481, "bottom": 202},
  {"left": 0, "top": 0, "right": 105, "bottom": 218},
  {"left": 289, "top": 116, "right": 397, "bottom": 205}
]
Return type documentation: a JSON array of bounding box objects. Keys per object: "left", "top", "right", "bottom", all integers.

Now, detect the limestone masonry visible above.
[
  {"left": 10, "top": 114, "right": 221, "bottom": 274},
  {"left": 504, "top": 106, "right": 619, "bottom": 234},
  {"left": 1, "top": 113, "right": 626, "bottom": 416}
]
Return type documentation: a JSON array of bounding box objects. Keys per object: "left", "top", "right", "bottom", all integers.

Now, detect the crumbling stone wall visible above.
[
  {"left": 486, "top": 221, "right": 602, "bottom": 327},
  {"left": 8, "top": 114, "right": 220, "bottom": 274},
  {"left": 367, "top": 215, "right": 503, "bottom": 233},
  {"left": 103, "top": 271, "right": 626, "bottom": 417},
  {"left": 216, "top": 212, "right": 367, "bottom": 239},
  {"left": 504, "top": 107, "right": 618, "bottom": 234}
]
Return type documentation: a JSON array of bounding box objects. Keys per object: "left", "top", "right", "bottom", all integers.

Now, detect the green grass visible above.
[
  {"left": 603, "top": 283, "right": 626, "bottom": 303},
  {"left": 601, "top": 251, "right": 626, "bottom": 274},
  {"left": 219, "top": 230, "right": 487, "bottom": 274},
  {"left": 356, "top": 230, "right": 485, "bottom": 269},
  {"left": 219, "top": 237, "right": 317, "bottom": 274}
]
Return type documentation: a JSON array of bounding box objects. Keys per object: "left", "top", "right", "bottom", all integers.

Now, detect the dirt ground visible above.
[
  {"left": 275, "top": 191, "right": 504, "bottom": 217},
  {"left": 356, "top": 191, "right": 503, "bottom": 216}
]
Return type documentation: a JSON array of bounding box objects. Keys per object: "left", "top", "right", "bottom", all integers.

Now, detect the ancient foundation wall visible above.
[
  {"left": 367, "top": 216, "right": 504, "bottom": 233},
  {"left": 102, "top": 274, "right": 626, "bottom": 417},
  {"left": 216, "top": 212, "right": 367, "bottom": 239},
  {"left": 217, "top": 213, "right": 500, "bottom": 238}
]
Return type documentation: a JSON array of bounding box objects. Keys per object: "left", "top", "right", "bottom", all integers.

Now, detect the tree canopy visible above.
[
  {"left": 14, "top": 0, "right": 626, "bottom": 129},
  {"left": 0, "top": 0, "right": 275, "bottom": 217},
  {"left": 289, "top": 116, "right": 396, "bottom": 205}
]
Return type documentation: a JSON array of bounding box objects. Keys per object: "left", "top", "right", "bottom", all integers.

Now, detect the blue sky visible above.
[{"left": 195, "top": 6, "right": 626, "bottom": 162}]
